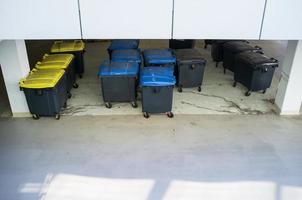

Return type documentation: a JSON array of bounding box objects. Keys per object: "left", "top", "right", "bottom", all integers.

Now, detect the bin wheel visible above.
[
  {"left": 198, "top": 86, "right": 202, "bottom": 92},
  {"left": 32, "top": 114, "right": 40, "bottom": 120},
  {"left": 143, "top": 112, "right": 150, "bottom": 119},
  {"left": 204, "top": 44, "right": 208, "bottom": 49},
  {"left": 263, "top": 89, "right": 267, "bottom": 94},
  {"left": 68, "top": 92, "right": 72, "bottom": 99},
  {"left": 79, "top": 74, "right": 83, "bottom": 79},
  {"left": 216, "top": 62, "right": 219, "bottom": 68},
  {"left": 131, "top": 102, "right": 138, "bottom": 108},
  {"left": 63, "top": 102, "right": 67, "bottom": 108},
  {"left": 178, "top": 87, "right": 183, "bottom": 93},
  {"left": 73, "top": 83, "right": 79, "bottom": 89},
  {"left": 55, "top": 114, "right": 60, "bottom": 120},
  {"left": 245, "top": 91, "right": 251, "bottom": 97},
  {"left": 233, "top": 82, "right": 237, "bottom": 87},
  {"left": 105, "top": 102, "right": 112, "bottom": 109},
  {"left": 167, "top": 112, "right": 174, "bottom": 118}
]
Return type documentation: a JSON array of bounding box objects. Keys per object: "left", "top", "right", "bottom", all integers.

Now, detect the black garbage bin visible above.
[
  {"left": 35, "top": 53, "right": 77, "bottom": 98},
  {"left": 233, "top": 51, "right": 278, "bottom": 96},
  {"left": 143, "top": 49, "right": 176, "bottom": 67},
  {"left": 107, "top": 40, "right": 140, "bottom": 59},
  {"left": 223, "top": 41, "right": 262, "bottom": 74},
  {"left": 98, "top": 61, "right": 139, "bottom": 108},
  {"left": 140, "top": 67, "right": 176, "bottom": 118},
  {"left": 173, "top": 49, "right": 206, "bottom": 92},
  {"left": 169, "top": 39, "right": 196, "bottom": 49},
  {"left": 51, "top": 40, "right": 85, "bottom": 78},
  {"left": 19, "top": 69, "right": 67, "bottom": 120}
]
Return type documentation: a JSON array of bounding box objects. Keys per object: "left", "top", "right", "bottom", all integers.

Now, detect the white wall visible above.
[
  {"left": 261, "top": 0, "right": 302, "bottom": 40},
  {"left": 0, "top": 40, "right": 30, "bottom": 116},
  {"left": 173, "top": 0, "right": 266, "bottom": 39},
  {"left": 80, "top": 0, "right": 173, "bottom": 39},
  {"left": 0, "top": 0, "right": 81, "bottom": 39}
]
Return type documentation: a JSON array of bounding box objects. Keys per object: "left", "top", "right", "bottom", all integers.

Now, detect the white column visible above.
[
  {"left": 275, "top": 40, "right": 302, "bottom": 115},
  {"left": 0, "top": 40, "right": 30, "bottom": 117}
]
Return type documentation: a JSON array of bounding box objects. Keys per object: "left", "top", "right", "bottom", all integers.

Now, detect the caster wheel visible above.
[
  {"left": 131, "top": 102, "right": 138, "bottom": 108},
  {"left": 63, "top": 102, "right": 67, "bottom": 108},
  {"left": 32, "top": 114, "right": 40, "bottom": 120},
  {"left": 245, "top": 91, "right": 251, "bottom": 96},
  {"left": 198, "top": 86, "right": 202, "bottom": 92},
  {"left": 263, "top": 89, "right": 267, "bottom": 94},
  {"left": 143, "top": 112, "right": 150, "bottom": 119},
  {"left": 79, "top": 74, "right": 83, "bottom": 79},
  {"left": 167, "top": 112, "right": 174, "bottom": 118},
  {"left": 105, "top": 102, "right": 112, "bottom": 109},
  {"left": 233, "top": 82, "right": 237, "bottom": 87},
  {"left": 68, "top": 93, "right": 72, "bottom": 99},
  {"left": 73, "top": 83, "right": 79, "bottom": 89},
  {"left": 55, "top": 114, "right": 60, "bottom": 120},
  {"left": 178, "top": 87, "right": 183, "bottom": 93}
]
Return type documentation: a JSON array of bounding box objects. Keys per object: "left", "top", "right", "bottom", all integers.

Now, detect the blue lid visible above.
[
  {"left": 140, "top": 68, "right": 176, "bottom": 86},
  {"left": 143, "top": 49, "right": 176, "bottom": 65},
  {"left": 141, "top": 66, "right": 174, "bottom": 77},
  {"left": 108, "top": 40, "right": 139, "bottom": 51},
  {"left": 98, "top": 61, "right": 139, "bottom": 76},
  {"left": 111, "top": 49, "right": 142, "bottom": 63}
]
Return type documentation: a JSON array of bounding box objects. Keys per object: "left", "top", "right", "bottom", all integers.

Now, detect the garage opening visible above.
[{"left": 24, "top": 39, "right": 287, "bottom": 117}]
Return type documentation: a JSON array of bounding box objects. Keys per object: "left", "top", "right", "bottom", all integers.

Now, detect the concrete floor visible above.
[
  {"left": 62, "top": 40, "right": 288, "bottom": 117},
  {"left": 0, "top": 115, "right": 302, "bottom": 200}
]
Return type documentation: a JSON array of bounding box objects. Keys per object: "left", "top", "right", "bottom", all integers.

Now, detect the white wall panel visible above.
[
  {"left": 80, "top": 0, "right": 173, "bottom": 39},
  {"left": 0, "top": 0, "right": 81, "bottom": 39},
  {"left": 173, "top": 0, "right": 266, "bottom": 39},
  {"left": 261, "top": 0, "right": 302, "bottom": 40}
]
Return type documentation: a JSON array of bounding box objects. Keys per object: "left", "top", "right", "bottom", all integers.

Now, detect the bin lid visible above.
[
  {"left": 51, "top": 40, "right": 85, "bottom": 52},
  {"left": 236, "top": 52, "right": 278, "bottom": 69},
  {"left": 143, "top": 49, "right": 176, "bottom": 65},
  {"left": 20, "top": 69, "right": 64, "bottom": 89},
  {"left": 140, "top": 68, "right": 176, "bottom": 86},
  {"left": 108, "top": 39, "right": 139, "bottom": 51},
  {"left": 111, "top": 49, "right": 141, "bottom": 63},
  {"left": 42, "top": 54, "right": 74, "bottom": 65},
  {"left": 173, "top": 49, "right": 206, "bottom": 63},
  {"left": 223, "top": 41, "right": 259, "bottom": 53},
  {"left": 98, "top": 61, "right": 139, "bottom": 76},
  {"left": 141, "top": 66, "right": 174, "bottom": 77},
  {"left": 35, "top": 61, "right": 69, "bottom": 70}
]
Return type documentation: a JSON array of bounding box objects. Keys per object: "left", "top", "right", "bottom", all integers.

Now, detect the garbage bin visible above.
[
  {"left": 169, "top": 39, "right": 196, "bottom": 49},
  {"left": 19, "top": 69, "right": 67, "bottom": 120},
  {"left": 143, "top": 49, "right": 176, "bottom": 67},
  {"left": 51, "top": 40, "right": 85, "bottom": 78},
  {"left": 98, "top": 61, "right": 139, "bottom": 108},
  {"left": 35, "top": 54, "right": 76, "bottom": 98},
  {"left": 173, "top": 49, "right": 206, "bottom": 92},
  {"left": 108, "top": 40, "right": 140, "bottom": 59},
  {"left": 211, "top": 40, "right": 233, "bottom": 67},
  {"left": 111, "top": 49, "right": 142, "bottom": 67},
  {"left": 140, "top": 67, "right": 176, "bottom": 118},
  {"left": 233, "top": 51, "right": 278, "bottom": 96},
  {"left": 223, "top": 41, "right": 262, "bottom": 74}
]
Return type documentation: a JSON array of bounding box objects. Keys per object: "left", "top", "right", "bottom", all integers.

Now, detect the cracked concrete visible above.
[{"left": 55, "top": 40, "right": 287, "bottom": 116}]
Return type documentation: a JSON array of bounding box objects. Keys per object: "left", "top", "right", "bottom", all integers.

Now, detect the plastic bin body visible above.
[
  {"left": 140, "top": 68, "right": 175, "bottom": 113},
  {"left": 143, "top": 49, "right": 176, "bottom": 67},
  {"left": 223, "top": 41, "right": 261, "bottom": 72},
  {"left": 108, "top": 40, "right": 139, "bottom": 59},
  {"left": 111, "top": 49, "right": 142, "bottom": 67},
  {"left": 174, "top": 49, "right": 206, "bottom": 88},
  {"left": 234, "top": 52, "right": 278, "bottom": 92},
  {"left": 98, "top": 61, "right": 139, "bottom": 103},
  {"left": 51, "top": 40, "right": 85, "bottom": 76},
  {"left": 169, "top": 39, "right": 196, "bottom": 49}
]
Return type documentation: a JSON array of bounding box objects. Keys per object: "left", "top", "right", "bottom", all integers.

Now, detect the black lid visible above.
[
  {"left": 174, "top": 49, "right": 206, "bottom": 63},
  {"left": 236, "top": 51, "right": 278, "bottom": 69},
  {"left": 223, "top": 41, "right": 259, "bottom": 53}
]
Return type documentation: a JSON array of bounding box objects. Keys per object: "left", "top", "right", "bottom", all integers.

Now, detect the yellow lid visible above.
[
  {"left": 20, "top": 69, "right": 65, "bottom": 89},
  {"left": 35, "top": 61, "right": 68, "bottom": 70},
  {"left": 42, "top": 53, "right": 74, "bottom": 65},
  {"left": 51, "top": 40, "right": 85, "bottom": 52}
]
